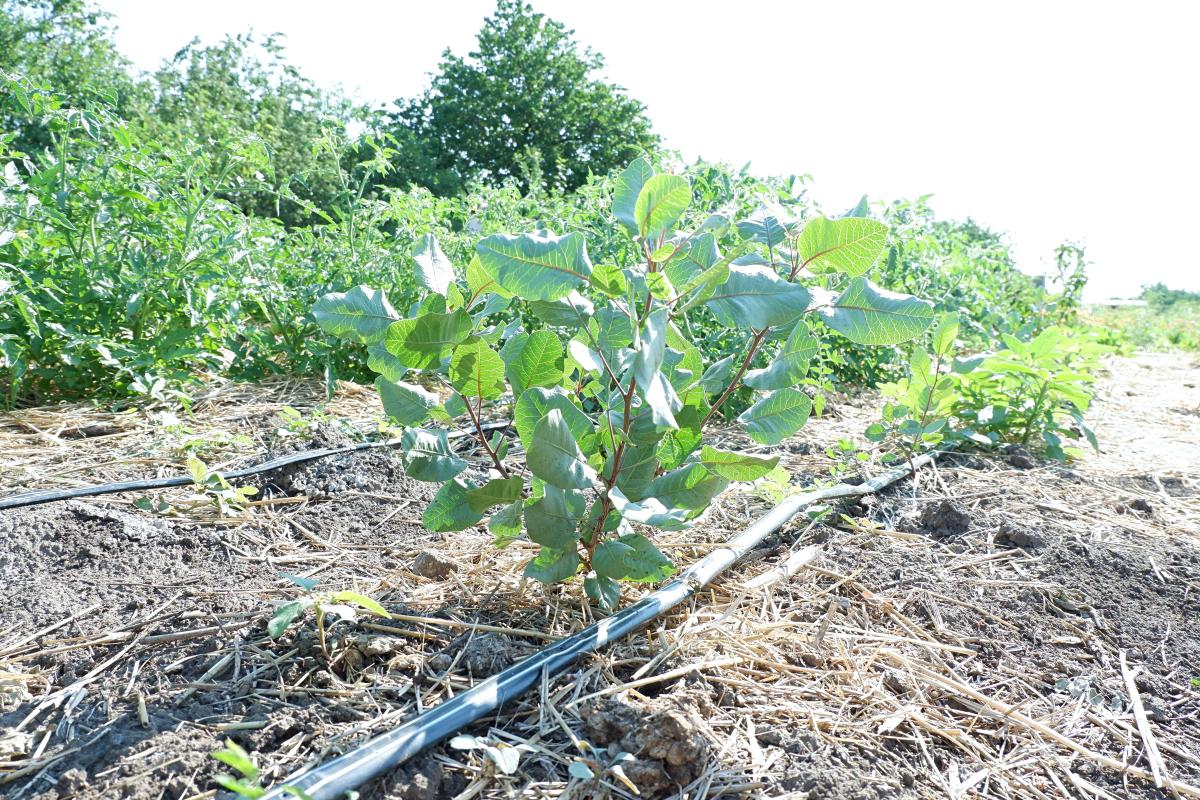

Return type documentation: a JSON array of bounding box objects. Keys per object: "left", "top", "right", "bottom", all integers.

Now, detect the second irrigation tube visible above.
[{"left": 259, "top": 452, "right": 938, "bottom": 800}]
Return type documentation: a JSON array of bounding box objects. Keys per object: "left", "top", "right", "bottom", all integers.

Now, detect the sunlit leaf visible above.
[
  {"left": 375, "top": 377, "right": 439, "bottom": 426},
  {"left": 476, "top": 231, "right": 592, "bottom": 301},
  {"left": 738, "top": 388, "right": 812, "bottom": 445},
  {"left": 313, "top": 285, "right": 398, "bottom": 344},
  {"left": 412, "top": 233, "right": 455, "bottom": 296},
  {"left": 707, "top": 264, "right": 811, "bottom": 330},
  {"left": 798, "top": 216, "right": 888, "bottom": 276},
  {"left": 819, "top": 277, "right": 935, "bottom": 345}
]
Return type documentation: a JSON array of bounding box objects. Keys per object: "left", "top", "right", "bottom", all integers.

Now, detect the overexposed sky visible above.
[{"left": 103, "top": 0, "right": 1199, "bottom": 300}]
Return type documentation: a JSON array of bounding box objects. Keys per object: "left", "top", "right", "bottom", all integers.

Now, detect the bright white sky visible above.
[{"left": 103, "top": 0, "right": 1199, "bottom": 300}]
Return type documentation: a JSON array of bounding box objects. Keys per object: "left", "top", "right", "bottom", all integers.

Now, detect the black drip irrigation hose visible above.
[
  {"left": 0, "top": 421, "right": 511, "bottom": 512},
  {"left": 258, "top": 451, "right": 941, "bottom": 800}
]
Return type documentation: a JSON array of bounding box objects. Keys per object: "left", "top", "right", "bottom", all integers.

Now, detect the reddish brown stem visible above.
[
  {"left": 459, "top": 390, "right": 509, "bottom": 477},
  {"left": 701, "top": 328, "right": 770, "bottom": 426}
]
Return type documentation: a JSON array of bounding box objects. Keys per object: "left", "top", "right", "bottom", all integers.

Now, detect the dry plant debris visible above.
[{"left": 0, "top": 354, "right": 1197, "bottom": 799}]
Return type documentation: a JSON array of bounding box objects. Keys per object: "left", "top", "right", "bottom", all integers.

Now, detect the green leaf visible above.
[
  {"left": 707, "top": 264, "right": 811, "bottom": 330},
  {"left": 500, "top": 330, "right": 564, "bottom": 397},
  {"left": 423, "top": 478, "right": 484, "bottom": 532},
  {"left": 645, "top": 271, "right": 674, "bottom": 301},
  {"left": 475, "top": 231, "right": 592, "bottom": 301},
  {"left": 187, "top": 454, "right": 208, "bottom": 485},
  {"left": 797, "top": 216, "right": 888, "bottom": 276},
  {"left": 656, "top": 411, "right": 703, "bottom": 469},
  {"left": 698, "top": 446, "right": 780, "bottom": 481},
  {"left": 514, "top": 387, "right": 594, "bottom": 452},
  {"left": 616, "top": 533, "right": 675, "bottom": 582},
  {"left": 489, "top": 499, "right": 524, "bottom": 547},
  {"left": 467, "top": 254, "right": 514, "bottom": 300},
  {"left": 697, "top": 354, "right": 736, "bottom": 394},
  {"left": 466, "top": 476, "right": 524, "bottom": 514},
  {"left": 738, "top": 389, "right": 813, "bottom": 445},
  {"left": 527, "top": 291, "right": 594, "bottom": 326},
  {"left": 375, "top": 377, "right": 439, "bottom": 426},
  {"left": 737, "top": 205, "right": 791, "bottom": 247},
  {"left": 267, "top": 600, "right": 308, "bottom": 638},
  {"left": 647, "top": 463, "right": 729, "bottom": 511},
  {"left": 634, "top": 175, "right": 691, "bottom": 242},
  {"left": 613, "top": 157, "right": 654, "bottom": 236},
  {"left": 843, "top": 195, "right": 870, "bottom": 218},
  {"left": 593, "top": 535, "right": 674, "bottom": 583},
  {"left": 589, "top": 263, "right": 629, "bottom": 297},
  {"left": 412, "top": 233, "right": 455, "bottom": 296},
  {"left": 328, "top": 591, "right": 390, "bottom": 618},
  {"left": 313, "top": 286, "right": 397, "bottom": 344},
  {"left": 367, "top": 344, "right": 408, "bottom": 382},
  {"left": 385, "top": 309, "right": 473, "bottom": 369},
  {"left": 610, "top": 437, "right": 662, "bottom": 502},
  {"left": 567, "top": 338, "right": 603, "bottom": 375},
  {"left": 932, "top": 312, "right": 960, "bottom": 357},
  {"left": 281, "top": 573, "right": 319, "bottom": 591},
  {"left": 819, "top": 277, "right": 935, "bottom": 345},
  {"left": 527, "top": 409, "right": 597, "bottom": 490},
  {"left": 584, "top": 575, "right": 621, "bottom": 611},
  {"left": 400, "top": 428, "right": 468, "bottom": 482},
  {"left": 214, "top": 741, "right": 260, "bottom": 781},
  {"left": 608, "top": 485, "right": 691, "bottom": 530},
  {"left": 593, "top": 540, "right": 636, "bottom": 580},
  {"left": 744, "top": 321, "right": 819, "bottom": 390},
  {"left": 524, "top": 485, "right": 586, "bottom": 549},
  {"left": 501, "top": 331, "right": 566, "bottom": 395},
  {"left": 633, "top": 307, "right": 680, "bottom": 428},
  {"left": 523, "top": 547, "right": 581, "bottom": 584},
  {"left": 450, "top": 337, "right": 506, "bottom": 401},
  {"left": 664, "top": 232, "right": 719, "bottom": 288}
]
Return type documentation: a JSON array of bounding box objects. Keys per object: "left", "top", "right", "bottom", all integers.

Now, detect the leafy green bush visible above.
[
  {"left": 2, "top": 71, "right": 1073, "bottom": 408},
  {"left": 1084, "top": 299, "right": 1200, "bottom": 353},
  {"left": 865, "top": 312, "right": 964, "bottom": 467},
  {"left": 314, "top": 158, "right": 934, "bottom": 607},
  {"left": 869, "top": 324, "right": 1109, "bottom": 463},
  {"left": 0, "top": 76, "right": 271, "bottom": 402}
]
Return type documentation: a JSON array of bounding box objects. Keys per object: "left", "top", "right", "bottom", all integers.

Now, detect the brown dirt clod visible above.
[{"left": 581, "top": 687, "right": 710, "bottom": 797}]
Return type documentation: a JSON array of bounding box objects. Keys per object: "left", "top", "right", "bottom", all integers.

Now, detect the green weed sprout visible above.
[{"left": 268, "top": 574, "right": 391, "bottom": 657}]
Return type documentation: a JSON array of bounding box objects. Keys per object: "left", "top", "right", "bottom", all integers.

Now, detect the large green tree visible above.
[
  {"left": 0, "top": 0, "right": 142, "bottom": 155},
  {"left": 389, "top": 0, "right": 659, "bottom": 195}
]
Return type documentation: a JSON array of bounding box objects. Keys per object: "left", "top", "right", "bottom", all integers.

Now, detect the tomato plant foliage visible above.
[{"left": 314, "top": 158, "right": 935, "bottom": 608}]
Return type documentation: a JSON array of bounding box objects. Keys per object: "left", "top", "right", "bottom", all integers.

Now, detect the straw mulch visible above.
[{"left": 1, "top": 354, "right": 1197, "bottom": 799}]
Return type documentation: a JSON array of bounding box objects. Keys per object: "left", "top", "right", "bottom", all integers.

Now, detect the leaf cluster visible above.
[
  {"left": 869, "top": 323, "right": 1109, "bottom": 463},
  {"left": 315, "top": 158, "right": 933, "bottom": 608}
]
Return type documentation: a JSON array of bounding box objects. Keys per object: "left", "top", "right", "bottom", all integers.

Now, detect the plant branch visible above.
[
  {"left": 701, "top": 327, "right": 770, "bottom": 426},
  {"left": 457, "top": 388, "right": 510, "bottom": 477},
  {"left": 582, "top": 374, "right": 637, "bottom": 568}
]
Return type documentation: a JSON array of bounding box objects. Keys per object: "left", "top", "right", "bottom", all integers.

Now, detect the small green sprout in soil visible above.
[{"left": 268, "top": 574, "right": 391, "bottom": 657}]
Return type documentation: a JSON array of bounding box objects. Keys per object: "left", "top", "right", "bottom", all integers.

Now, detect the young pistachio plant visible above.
[{"left": 313, "top": 158, "right": 935, "bottom": 610}]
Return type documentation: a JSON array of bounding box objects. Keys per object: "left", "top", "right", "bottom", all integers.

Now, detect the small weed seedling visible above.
[
  {"left": 867, "top": 318, "right": 1107, "bottom": 463},
  {"left": 212, "top": 739, "right": 315, "bottom": 799},
  {"left": 448, "top": 734, "right": 535, "bottom": 777},
  {"left": 187, "top": 455, "right": 258, "bottom": 515},
  {"left": 133, "top": 454, "right": 257, "bottom": 518},
  {"left": 268, "top": 574, "right": 391, "bottom": 657},
  {"left": 567, "top": 746, "right": 641, "bottom": 794}
]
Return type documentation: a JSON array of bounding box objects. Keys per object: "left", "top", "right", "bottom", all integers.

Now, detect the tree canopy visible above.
[
  {"left": 388, "top": 0, "right": 659, "bottom": 195},
  {"left": 3, "top": 0, "right": 660, "bottom": 211}
]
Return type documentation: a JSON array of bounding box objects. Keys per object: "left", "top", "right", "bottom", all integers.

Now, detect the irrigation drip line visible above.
[
  {"left": 0, "top": 421, "right": 511, "bottom": 511},
  {"left": 258, "top": 451, "right": 940, "bottom": 800}
]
